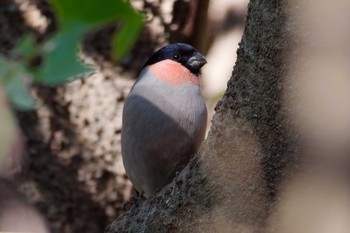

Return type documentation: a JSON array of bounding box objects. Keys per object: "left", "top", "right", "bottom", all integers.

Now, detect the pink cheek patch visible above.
[{"left": 148, "top": 59, "right": 199, "bottom": 86}]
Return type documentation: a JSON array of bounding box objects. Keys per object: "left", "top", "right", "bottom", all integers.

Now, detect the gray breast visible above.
[{"left": 121, "top": 73, "right": 207, "bottom": 196}]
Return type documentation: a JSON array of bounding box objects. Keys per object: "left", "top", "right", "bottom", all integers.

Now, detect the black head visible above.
[{"left": 143, "top": 43, "right": 207, "bottom": 75}]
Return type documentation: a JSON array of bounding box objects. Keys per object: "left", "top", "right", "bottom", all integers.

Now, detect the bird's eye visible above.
[{"left": 173, "top": 53, "right": 181, "bottom": 61}]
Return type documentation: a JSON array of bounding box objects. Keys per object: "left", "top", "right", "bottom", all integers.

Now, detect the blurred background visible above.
[
  {"left": 0, "top": 0, "right": 248, "bottom": 232},
  {"left": 203, "top": 0, "right": 247, "bottom": 122}
]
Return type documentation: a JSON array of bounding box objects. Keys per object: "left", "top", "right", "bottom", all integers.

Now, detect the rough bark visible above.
[{"left": 106, "top": 0, "right": 291, "bottom": 232}]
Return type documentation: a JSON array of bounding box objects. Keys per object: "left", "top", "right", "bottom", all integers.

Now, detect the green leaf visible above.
[
  {"left": 7, "top": 0, "right": 144, "bottom": 87},
  {"left": 50, "top": 0, "right": 140, "bottom": 25},
  {"left": 111, "top": 13, "right": 144, "bottom": 59},
  {"left": 0, "top": 57, "right": 35, "bottom": 110},
  {"left": 32, "top": 0, "right": 144, "bottom": 84},
  {"left": 14, "top": 35, "right": 37, "bottom": 60},
  {"left": 5, "top": 74, "right": 35, "bottom": 110},
  {"left": 49, "top": 0, "right": 144, "bottom": 61},
  {"left": 33, "top": 22, "right": 93, "bottom": 85}
]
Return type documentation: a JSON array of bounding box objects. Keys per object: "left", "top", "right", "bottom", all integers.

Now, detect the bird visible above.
[{"left": 121, "top": 43, "right": 208, "bottom": 197}]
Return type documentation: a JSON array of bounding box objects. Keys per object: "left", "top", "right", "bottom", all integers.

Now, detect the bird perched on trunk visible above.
[{"left": 121, "top": 43, "right": 207, "bottom": 197}]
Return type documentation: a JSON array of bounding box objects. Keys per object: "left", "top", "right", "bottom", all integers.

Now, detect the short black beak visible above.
[
  {"left": 187, "top": 52, "right": 207, "bottom": 74},
  {"left": 188, "top": 52, "right": 207, "bottom": 68}
]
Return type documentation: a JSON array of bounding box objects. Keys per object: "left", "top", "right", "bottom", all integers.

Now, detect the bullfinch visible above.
[{"left": 121, "top": 43, "right": 207, "bottom": 197}]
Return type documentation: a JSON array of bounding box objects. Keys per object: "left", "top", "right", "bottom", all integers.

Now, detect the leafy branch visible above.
[{"left": 0, "top": 0, "right": 144, "bottom": 109}]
